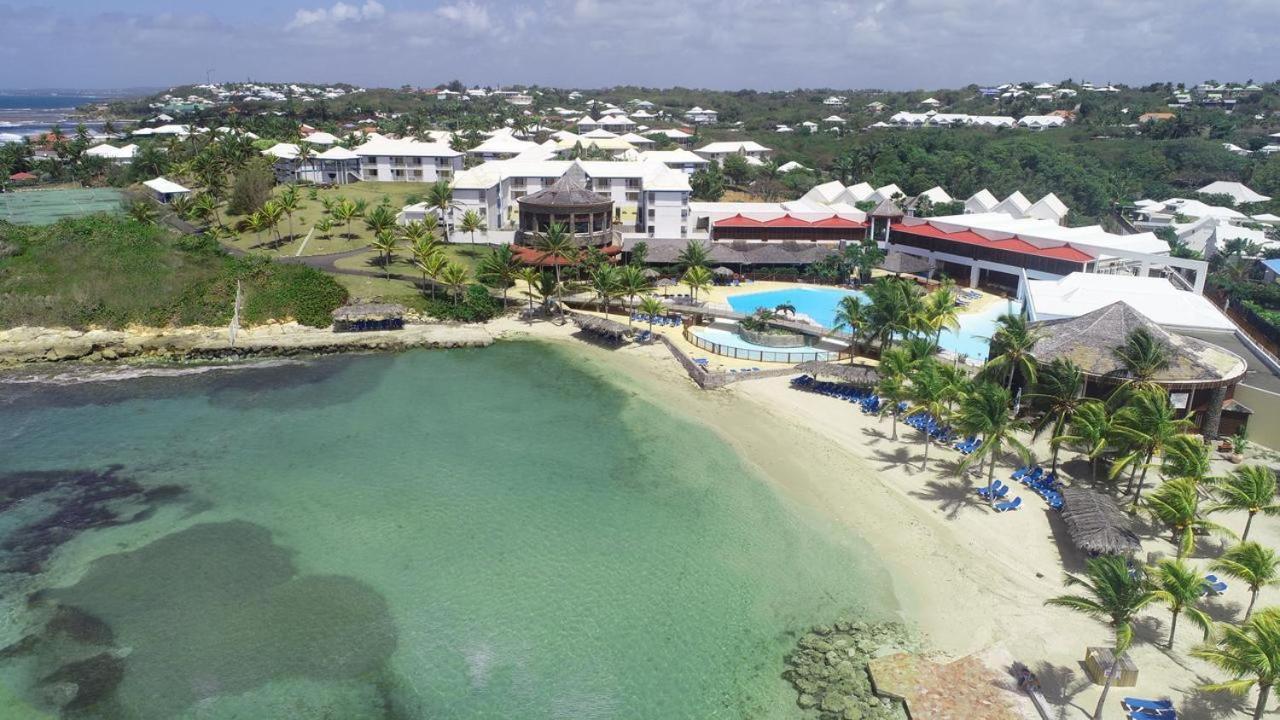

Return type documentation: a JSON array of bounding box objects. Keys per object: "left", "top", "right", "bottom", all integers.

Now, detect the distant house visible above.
[
  {"left": 143, "top": 176, "right": 191, "bottom": 204},
  {"left": 1197, "top": 181, "right": 1270, "bottom": 205},
  {"left": 8, "top": 171, "right": 37, "bottom": 183},
  {"left": 85, "top": 143, "right": 139, "bottom": 164},
  {"left": 639, "top": 149, "right": 711, "bottom": 174},
  {"left": 1138, "top": 112, "right": 1176, "bottom": 124},
  {"left": 694, "top": 141, "right": 772, "bottom": 166},
  {"left": 823, "top": 115, "right": 846, "bottom": 124},
  {"left": 684, "top": 107, "right": 718, "bottom": 124}
]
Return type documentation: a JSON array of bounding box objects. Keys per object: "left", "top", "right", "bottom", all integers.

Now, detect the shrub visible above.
[
  {"left": 226, "top": 157, "right": 276, "bottom": 216},
  {"left": 418, "top": 284, "right": 501, "bottom": 322}
]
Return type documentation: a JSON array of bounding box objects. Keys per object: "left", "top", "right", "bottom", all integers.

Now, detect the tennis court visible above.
[{"left": 0, "top": 188, "right": 125, "bottom": 225}]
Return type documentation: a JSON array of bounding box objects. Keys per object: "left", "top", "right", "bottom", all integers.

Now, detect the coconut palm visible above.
[
  {"left": 588, "top": 264, "right": 622, "bottom": 314},
  {"left": 127, "top": 199, "right": 159, "bottom": 225},
  {"left": 956, "top": 382, "right": 1031, "bottom": 500},
  {"left": 638, "top": 296, "right": 666, "bottom": 333},
  {"left": 1213, "top": 542, "right": 1280, "bottom": 620},
  {"left": 363, "top": 204, "right": 398, "bottom": 238},
  {"left": 681, "top": 265, "right": 713, "bottom": 302},
  {"left": 1026, "top": 357, "right": 1084, "bottom": 473},
  {"left": 516, "top": 267, "right": 541, "bottom": 313},
  {"left": 370, "top": 230, "right": 399, "bottom": 279},
  {"left": 277, "top": 185, "right": 301, "bottom": 240},
  {"left": 1045, "top": 555, "right": 1159, "bottom": 720},
  {"left": 1210, "top": 466, "right": 1280, "bottom": 542},
  {"left": 476, "top": 245, "right": 523, "bottom": 306},
  {"left": 864, "top": 277, "right": 918, "bottom": 352},
  {"left": 1150, "top": 558, "right": 1214, "bottom": 649},
  {"left": 533, "top": 221, "right": 575, "bottom": 292},
  {"left": 1052, "top": 400, "right": 1115, "bottom": 481},
  {"left": 1161, "top": 433, "right": 1213, "bottom": 486},
  {"left": 259, "top": 200, "right": 285, "bottom": 243},
  {"left": 243, "top": 211, "right": 268, "bottom": 244},
  {"left": 425, "top": 180, "right": 460, "bottom": 242},
  {"left": 1146, "top": 478, "right": 1234, "bottom": 557},
  {"left": 417, "top": 252, "right": 448, "bottom": 299},
  {"left": 876, "top": 348, "right": 915, "bottom": 441},
  {"left": 918, "top": 286, "right": 960, "bottom": 351},
  {"left": 458, "top": 209, "right": 487, "bottom": 244},
  {"left": 330, "top": 199, "right": 359, "bottom": 240},
  {"left": 1193, "top": 608, "right": 1280, "bottom": 720},
  {"left": 986, "top": 312, "right": 1042, "bottom": 390},
  {"left": 831, "top": 294, "right": 869, "bottom": 361},
  {"left": 1111, "top": 386, "right": 1195, "bottom": 507},
  {"left": 192, "top": 192, "right": 221, "bottom": 228},
  {"left": 909, "top": 360, "right": 949, "bottom": 470},
  {"left": 674, "top": 239, "right": 710, "bottom": 271},
  {"left": 616, "top": 265, "right": 651, "bottom": 324},
  {"left": 439, "top": 262, "right": 469, "bottom": 305},
  {"left": 1113, "top": 327, "right": 1172, "bottom": 394}
]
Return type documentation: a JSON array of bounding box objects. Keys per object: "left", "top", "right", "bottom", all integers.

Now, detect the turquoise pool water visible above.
[
  {"left": 727, "top": 287, "right": 1020, "bottom": 360},
  {"left": 0, "top": 343, "right": 893, "bottom": 719},
  {"left": 690, "top": 327, "right": 846, "bottom": 363}
]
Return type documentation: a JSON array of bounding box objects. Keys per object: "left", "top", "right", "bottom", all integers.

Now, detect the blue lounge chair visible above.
[
  {"left": 994, "top": 496, "right": 1022, "bottom": 512},
  {"left": 977, "top": 483, "right": 1009, "bottom": 500},
  {"left": 1203, "top": 580, "right": 1228, "bottom": 596},
  {"left": 1128, "top": 711, "right": 1175, "bottom": 720},
  {"left": 1123, "top": 699, "right": 1174, "bottom": 713}
]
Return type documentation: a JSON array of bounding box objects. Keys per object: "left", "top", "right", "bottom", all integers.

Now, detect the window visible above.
[
  {"left": 647, "top": 226, "right": 655, "bottom": 237},
  {"left": 647, "top": 209, "right": 655, "bottom": 219},
  {"left": 513, "top": 178, "right": 526, "bottom": 188},
  {"left": 625, "top": 191, "right": 639, "bottom": 202},
  {"left": 647, "top": 192, "right": 655, "bottom": 204}
]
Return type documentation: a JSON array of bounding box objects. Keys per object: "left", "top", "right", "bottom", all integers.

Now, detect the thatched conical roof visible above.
[
  {"left": 869, "top": 198, "right": 905, "bottom": 218},
  {"left": 1029, "top": 301, "right": 1246, "bottom": 389},
  {"left": 517, "top": 162, "right": 610, "bottom": 209},
  {"left": 570, "top": 313, "right": 631, "bottom": 339},
  {"left": 1059, "top": 486, "right": 1142, "bottom": 556}
]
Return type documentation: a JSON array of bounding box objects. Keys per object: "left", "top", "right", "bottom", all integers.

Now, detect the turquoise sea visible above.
[{"left": 0, "top": 342, "right": 894, "bottom": 719}]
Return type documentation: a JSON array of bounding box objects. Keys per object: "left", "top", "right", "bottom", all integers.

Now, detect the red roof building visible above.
[
  {"left": 8, "top": 172, "right": 37, "bottom": 182},
  {"left": 711, "top": 213, "right": 867, "bottom": 243}
]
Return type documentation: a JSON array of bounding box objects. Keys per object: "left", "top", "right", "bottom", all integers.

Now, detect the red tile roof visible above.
[
  {"left": 511, "top": 244, "right": 621, "bottom": 267},
  {"left": 894, "top": 222, "right": 1094, "bottom": 263}
]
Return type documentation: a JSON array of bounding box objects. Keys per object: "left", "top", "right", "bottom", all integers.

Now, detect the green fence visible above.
[{"left": 0, "top": 188, "right": 125, "bottom": 225}]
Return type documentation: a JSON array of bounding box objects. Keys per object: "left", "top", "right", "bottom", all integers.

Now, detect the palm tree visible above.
[
  {"left": 1150, "top": 558, "right": 1213, "bottom": 649},
  {"left": 516, "top": 267, "right": 541, "bottom": 313},
  {"left": 1193, "top": 608, "right": 1280, "bottom": 720},
  {"left": 681, "top": 265, "right": 712, "bottom": 302},
  {"left": 439, "top": 262, "right": 469, "bottom": 305},
  {"left": 476, "top": 245, "right": 523, "bottom": 306},
  {"left": 986, "top": 312, "right": 1042, "bottom": 390},
  {"left": 1144, "top": 478, "right": 1232, "bottom": 558},
  {"left": 1027, "top": 357, "right": 1084, "bottom": 473},
  {"left": 1161, "top": 433, "right": 1213, "bottom": 487},
  {"left": 330, "top": 199, "right": 358, "bottom": 240},
  {"left": 616, "top": 265, "right": 651, "bottom": 325},
  {"left": 909, "top": 360, "right": 949, "bottom": 470},
  {"left": 1111, "top": 386, "right": 1195, "bottom": 507},
  {"left": 588, "top": 264, "right": 622, "bottom": 314},
  {"left": 1113, "top": 327, "right": 1172, "bottom": 393},
  {"left": 417, "top": 252, "right": 448, "bottom": 299},
  {"left": 675, "top": 239, "right": 710, "bottom": 271},
  {"left": 864, "top": 277, "right": 918, "bottom": 353},
  {"left": 370, "top": 230, "right": 399, "bottom": 279},
  {"left": 425, "top": 180, "right": 460, "bottom": 242},
  {"left": 277, "top": 185, "right": 301, "bottom": 240},
  {"left": 918, "top": 287, "right": 960, "bottom": 351},
  {"left": 363, "top": 204, "right": 398, "bottom": 238},
  {"left": 244, "top": 211, "right": 268, "bottom": 244},
  {"left": 533, "top": 221, "right": 575, "bottom": 296},
  {"left": 259, "top": 200, "right": 285, "bottom": 243},
  {"left": 1212, "top": 542, "right": 1280, "bottom": 620},
  {"left": 1045, "top": 555, "right": 1159, "bottom": 720},
  {"left": 1052, "top": 400, "right": 1115, "bottom": 481},
  {"left": 458, "top": 209, "right": 487, "bottom": 244},
  {"left": 638, "top": 296, "right": 666, "bottom": 334},
  {"left": 877, "top": 348, "right": 915, "bottom": 441},
  {"left": 1210, "top": 466, "right": 1280, "bottom": 542},
  {"left": 127, "top": 199, "right": 158, "bottom": 225},
  {"left": 192, "top": 192, "right": 221, "bottom": 228},
  {"left": 956, "top": 382, "right": 1031, "bottom": 500},
  {"left": 831, "top": 294, "right": 868, "bottom": 361}
]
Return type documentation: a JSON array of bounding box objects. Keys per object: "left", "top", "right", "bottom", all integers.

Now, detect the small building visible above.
[
  {"left": 695, "top": 141, "right": 771, "bottom": 166},
  {"left": 8, "top": 171, "right": 37, "bottom": 183},
  {"left": 142, "top": 176, "right": 191, "bottom": 204},
  {"left": 684, "top": 107, "right": 718, "bottom": 124},
  {"left": 514, "top": 163, "right": 618, "bottom": 256}
]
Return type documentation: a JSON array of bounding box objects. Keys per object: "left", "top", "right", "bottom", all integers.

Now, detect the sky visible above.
[{"left": 2, "top": 0, "right": 1278, "bottom": 91}]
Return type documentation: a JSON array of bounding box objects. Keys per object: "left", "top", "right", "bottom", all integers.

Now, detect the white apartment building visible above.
[
  {"left": 684, "top": 107, "right": 718, "bottom": 124},
  {"left": 694, "top": 141, "right": 772, "bottom": 166},
  {"left": 450, "top": 159, "right": 692, "bottom": 238},
  {"left": 354, "top": 136, "right": 463, "bottom": 182},
  {"left": 638, "top": 149, "right": 711, "bottom": 174}
]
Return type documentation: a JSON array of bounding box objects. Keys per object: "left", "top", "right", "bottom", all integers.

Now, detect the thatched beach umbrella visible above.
[
  {"left": 655, "top": 277, "right": 678, "bottom": 295},
  {"left": 793, "top": 361, "right": 881, "bottom": 386},
  {"left": 712, "top": 266, "right": 734, "bottom": 277},
  {"left": 570, "top": 313, "right": 632, "bottom": 341},
  {"left": 641, "top": 268, "right": 660, "bottom": 278},
  {"left": 1059, "top": 486, "right": 1142, "bottom": 556}
]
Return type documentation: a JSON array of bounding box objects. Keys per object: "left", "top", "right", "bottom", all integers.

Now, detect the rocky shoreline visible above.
[
  {"left": 784, "top": 619, "right": 914, "bottom": 720},
  {"left": 0, "top": 321, "right": 494, "bottom": 366}
]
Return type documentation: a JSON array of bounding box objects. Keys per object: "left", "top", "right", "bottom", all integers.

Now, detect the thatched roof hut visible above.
[
  {"left": 570, "top": 313, "right": 631, "bottom": 340},
  {"left": 1059, "top": 486, "right": 1142, "bottom": 556},
  {"left": 332, "top": 303, "right": 407, "bottom": 332},
  {"left": 794, "top": 361, "right": 881, "bottom": 386},
  {"left": 1030, "top": 302, "right": 1246, "bottom": 390}
]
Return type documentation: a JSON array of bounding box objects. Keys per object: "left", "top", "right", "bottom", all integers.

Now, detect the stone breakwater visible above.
[
  {"left": 784, "top": 619, "right": 914, "bottom": 720},
  {"left": 0, "top": 322, "right": 493, "bottom": 365}
]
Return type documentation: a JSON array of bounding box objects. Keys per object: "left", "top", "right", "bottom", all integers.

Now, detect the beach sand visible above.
[{"left": 494, "top": 316, "right": 1280, "bottom": 720}]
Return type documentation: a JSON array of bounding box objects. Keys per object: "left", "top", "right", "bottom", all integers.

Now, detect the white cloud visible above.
[
  {"left": 436, "top": 1, "right": 494, "bottom": 35},
  {"left": 285, "top": 0, "right": 385, "bottom": 31}
]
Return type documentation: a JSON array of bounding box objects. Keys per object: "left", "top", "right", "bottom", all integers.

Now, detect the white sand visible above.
[{"left": 495, "top": 316, "right": 1280, "bottom": 720}]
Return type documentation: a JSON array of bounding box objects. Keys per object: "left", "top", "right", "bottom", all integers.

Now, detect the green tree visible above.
[
  {"left": 681, "top": 265, "right": 712, "bottom": 302},
  {"left": 675, "top": 239, "right": 710, "bottom": 272},
  {"left": 721, "top": 154, "right": 752, "bottom": 185},
  {"left": 417, "top": 252, "right": 448, "bottom": 299},
  {"left": 1210, "top": 465, "right": 1280, "bottom": 542},
  {"left": 986, "top": 312, "right": 1042, "bottom": 390},
  {"left": 1028, "top": 357, "right": 1084, "bottom": 473},
  {"left": 1150, "top": 558, "right": 1213, "bottom": 649},
  {"left": 127, "top": 199, "right": 159, "bottom": 225},
  {"left": 908, "top": 360, "right": 949, "bottom": 470},
  {"left": 532, "top": 221, "right": 575, "bottom": 311},
  {"left": 628, "top": 240, "right": 649, "bottom": 267},
  {"left": 876, "top": 348, "right": 915, "bottom": 441},
  {"left": 1193, "top": 608, "right": 1280, "bottom": 720},
  {"left": 476, "top": 245, "right": 523, "bottom": 307},
  {"left": 458, "top": 209, "right": 487, "bottom": 244},
  {"left": 259, "top": 200, "right": 285, "bottom": 243},
  {"left": 516, "top": 267, "right": 541, "bottom": 313},
  {"left": 689, "top": 166, "right": 725, "bottom": 201},
  {"left": 1045, "top": 555, "right": 1158, "bottom": 720},
  {"left": 956, "top": 382, "right": 1031, "bottom": 500},
  {"left": 588, "top": 264, "right": 622, "bottom": 314},
  {"left": 439, "top": 262, "right": 469, "bottom": 305},
  {"left": 277, "top": 185, "right": 301, "bottom": 240},
  {"left": 426, "top": 180, "right": 460, "bottom": 242},
  {"left": 330, "top": 199, "right": 359, "bottom": 240},
  {"left": 1052, "top": 400, "right": 1115, "bottom": 481},
  {"left": 1113, "top": 327, "right": 1172, "bottom": 393},
  {"left": 638, "top": 296, "right": 666, "bottom": 334},
  {"left": 1144, "top": 478, "right": 1232, "bottom": 557},
  {"left": 226, "top": 157, "right": 275, "bottom": 216},
  {"left": 1212, "top": 542, "right": 1280, "bottom": 620},
  {"left": 1111, "top": 386, "right": 1195, "bottom": 507},
  {"left": 616, "top": 265, "right": 652, "bottom": 324},
  {"left": 370, "top": 230, "right": 399, "bottom": 279},
  {"left": 831, "top": 294, "right": 869, "bottom": 360},
  {"left": 363, "top": 204, "right": 398, "bottom": 238}
]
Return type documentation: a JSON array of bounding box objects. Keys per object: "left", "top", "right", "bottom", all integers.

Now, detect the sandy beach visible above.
[{"left": 494, "top": 316, "right": 1280, "bottom": 720}]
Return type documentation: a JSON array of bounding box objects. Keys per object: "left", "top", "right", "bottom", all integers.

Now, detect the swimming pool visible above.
[
  {"left": 689, "top": 326, "right": 848, "bottom": 363},
  {"left": 726, "top": 286, "right": 1020, "bottom": 361}
]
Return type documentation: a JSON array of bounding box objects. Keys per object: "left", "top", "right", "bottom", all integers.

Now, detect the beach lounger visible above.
[
  {"left": 1128, "top": 711, "right": 1175, "bottom": 720},
  {"left": 994, "top": 496, "right": 1022, "bottom": 512},
  {"left": 977, "top": 483, "right": 1009, "bottom": 500},
  {"left": 1202, "top": 580, "right": 1228, "bottom": 596},
  {"left": 1123, "top": 699, "right": 1174, "bottom": 713}
]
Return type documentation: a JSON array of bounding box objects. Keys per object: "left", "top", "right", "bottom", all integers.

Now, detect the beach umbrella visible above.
[
  {"left": 712, "top": 266, "right": 734, "bottom": 277},
  {"left": 641, "top": 268, "right": 660, "bottom": 278}
]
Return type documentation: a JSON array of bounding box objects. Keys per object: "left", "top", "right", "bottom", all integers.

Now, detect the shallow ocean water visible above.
[{"left": 0, "top": 343, "right": 894, "bottom": 719}]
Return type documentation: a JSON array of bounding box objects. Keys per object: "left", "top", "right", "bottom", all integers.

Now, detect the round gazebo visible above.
[{"left": 516, "top": 162, "right": 614, "bottom": 248}]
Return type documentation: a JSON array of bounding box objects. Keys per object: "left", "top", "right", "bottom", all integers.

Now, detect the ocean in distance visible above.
[
  {"left": 0, "top": 94, "right": 105, "bottom": 142},
  {"left": 0, "top": 342, "right": 895, "bottom": 719}
]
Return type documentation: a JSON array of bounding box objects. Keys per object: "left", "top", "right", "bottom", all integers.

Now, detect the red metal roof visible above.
[
  {"left": 893, "top": 222, "right": 1094, "bottom": 264},
  {"left": 714, "top": 213, "right": 866, "bottom": 229},
  {"left": 8, "top": 172, "right": 37, "bottom": 181},
  {"left": 511, "top": 244, "right": 621, "bottom": 267}
]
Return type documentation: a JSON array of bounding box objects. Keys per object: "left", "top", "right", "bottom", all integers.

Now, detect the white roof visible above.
[
  {"left": 262, "top": 142, "right": 301, "bottom": 160},
  {"left": 582, "top": 128, "right": 620, "bottom": 139},
  {"left": 1026, "top": 193, "right": 1069, "bottom": 221},
  {"left": 452, "top": 158, "right": 691, "bottom": 193},
  {"left": 994, "top": 191, "right": 1032, "bottom": 217},
  {"left": 823, "top": 115, "right": 846, "bottom": 123},
  {"left": 315, "top": 146, "right": 359, "bottom": 160},
  {"left": 598, "top": 115, "right": 635, "bottom": 127},
  {"left": 840, "top": 182, "right": 876, "bottom": 203},
  {"left": 777, "top": 161, "right": 807, "bottom": 173},
  {"left": 85, "top": 143, "right": 138, "bottom": 159},
  {"left": 696, "top": 141, "right": 771, "bottom": 154},
  {"left": 916, "top": 212, "right": 1171, "bottom": 257},
  {"left": 468, "top": 134, "right": 539, "bottom": 155},
  {"left": 639, "top": 149, "right": 709, "bottom": 165},
  {"left": 619, "top": 132, "right": 655, "bottom": 145},
  {"left": 1197, "top": 181, "right": 1270, "bottom": 204},
  {"left": 870, "top": 184, "right": 902, "bottom": 202},
  {"left": 143, "top": 177, "right": 190, "bottom": 194},
  {"left": 1026, "top": 273, "right": 1233, "bottom": 331},
  {"left": 692, "top": 200, "right": 866, "bottom": 224},
  {"left": 802, "top": 180, "right": 846, "bottom": 205},
  {"left": 1143, "top": 198, "right": 1246, "bottom": 222},
  {"left": 917, "top": 186, "right": 952, "bottom": 204},
  {"left": 355, "top": 136, "right": 460, "bottom": 158},
  {"left": 967, "top": 189, "right": 999, "bottom": 212},
  {"left": 303, "top": 131, "right": 340, "bottom": 145},
  {"left": 651, "top": 128, "right": 692, "bottom": 140},
  {"left": 1252, "top": 213, "right": 1280, "bottom": 224}
]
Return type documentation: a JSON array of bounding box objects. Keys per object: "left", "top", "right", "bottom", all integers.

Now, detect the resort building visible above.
[
  {"left": 684, "top": 107, "right": 718, "bottom": 124},
  {"left": 1024, "top": 273, "right": 1233, "bottom": 331},
  {"left": 885, "top": 212, "right": 1209, "bottom": 299},
  {"left": 354, "top": 136, "right": 462, "bottom": 182},
  {"left": 1197, "top": 181, "right": 1271, "bottom": 205},
  {"left": 449, "top": 158, "right": 692, "bottom": 239},
  {"left": 143, "top": 176, "right": 191, "bottom": 204},
  {"left": 510, "top": 165, "right": 622, "bottom": 267},
  {"left": 467, "top": 132, "right": 541, "bottom": 162},
  {"left": 85, "top": 143, "right": 138, "bottom": 164},
  {"left": 694, "top": 141, "right": 772, "bottom": 166},
  {"left": 1028, "top": 302, "right": 1250, "bottom": 438},
  {"left": 639, "top": 149, "right": 711, "bottom": 174}
]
